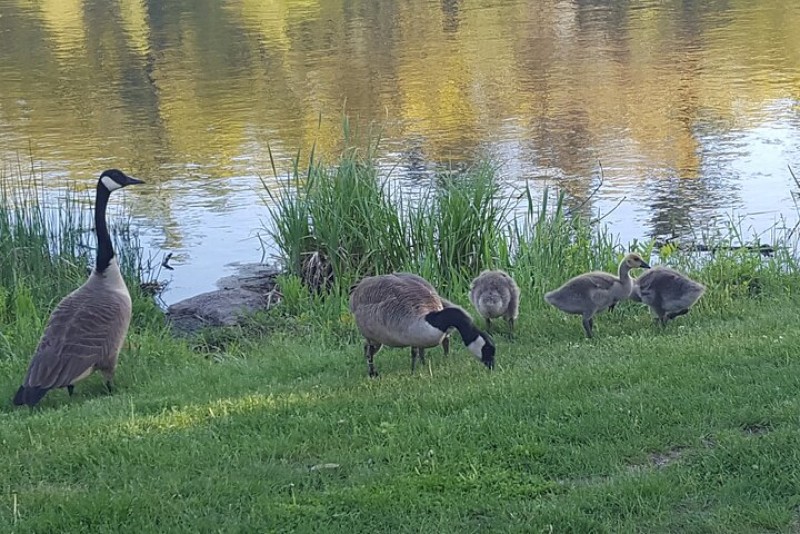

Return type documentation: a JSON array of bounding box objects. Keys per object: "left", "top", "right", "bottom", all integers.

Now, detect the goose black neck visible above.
[
  {"left": 95, "top": 184, "right": 114, "bottom": 273},
  {"left": 425, "top": 307, "right": 481, "bottom": 346}
]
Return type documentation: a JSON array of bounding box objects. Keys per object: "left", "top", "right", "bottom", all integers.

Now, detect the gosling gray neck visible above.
[{"left": 617, "top": 260, "right": 634, "bottom": 292}]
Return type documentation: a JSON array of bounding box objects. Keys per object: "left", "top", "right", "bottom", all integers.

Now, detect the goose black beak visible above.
[{"left": 125, "top": 176, "right": 145, "bottom": 186}]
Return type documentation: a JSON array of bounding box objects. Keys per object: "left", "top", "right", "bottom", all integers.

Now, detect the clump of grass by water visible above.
[
  {"left": 262, "top": 131, "right": 800, "bottom": 337},
  {"left": 407, "top": 162, "right": 513, "bottom": 291},
  {"left": 262, "top": 131, "right": 633, "bottom": 311},
  {"left": 263, "top": 137, "right": 409, "bottom": 294}
]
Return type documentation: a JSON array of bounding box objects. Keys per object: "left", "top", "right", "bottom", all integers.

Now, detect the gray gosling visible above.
[
  {"left": 14, "top": 169, "right": 144, "bottom": 407},
  {"left": 349, "top": 272, "right": 495, "bottom": 377},
  {"left": 630, "top": 266, "right": 706, "bottom": 325},
  {"left": 469, "top": 269, "right": 520, "bottom": 333},
  {"left": 544, "top": 253, "right": 651, "bottom": 338}
]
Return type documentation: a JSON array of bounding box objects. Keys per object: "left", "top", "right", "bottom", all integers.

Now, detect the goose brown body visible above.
[
  {"left": 15, "top": 263, "right": 132, "bottom": 405},
  {"left": 349, "top": 273, "right": 495, "bottom": 377},
  {"left": 544, "top": 253, "right": 650, "bottom": 338},
  {"left": 631, "top": 266, "right": 706, "bottom": 325},
  {"left": 469, "top": 269, "right": 520, "bottom": 332}
]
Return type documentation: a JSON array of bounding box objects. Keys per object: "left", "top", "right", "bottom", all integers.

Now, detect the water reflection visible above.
[{"left": 0, "top": 0, "right": 799, "bottom": 303}]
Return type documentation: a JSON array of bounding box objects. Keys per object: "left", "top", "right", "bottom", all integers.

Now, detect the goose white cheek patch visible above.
[
  {"left": 468, "top": 336, "right": 486, "bottom": 358},
  {"left": 101, "top": 175, "right": 123, "bottom": 191}
]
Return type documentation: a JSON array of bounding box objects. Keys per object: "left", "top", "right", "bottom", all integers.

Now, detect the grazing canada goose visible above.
[
  {"left": 372, "top": 272, "right": 454, "bottom": 356},
  {"left": 544, "top": 253, "right": 651, "bottom": 338},
  {"left": 469, "top": 269, "right": 520, "bottom": 333},
  {"left": 13, "top": 169, "right": 144, "bottom": 407},
  {"left": 630, "top": 266, "right": 706, "bottom": 325},
  {"left": 349, "top": 272, "right": 495, "bottom": 377}
]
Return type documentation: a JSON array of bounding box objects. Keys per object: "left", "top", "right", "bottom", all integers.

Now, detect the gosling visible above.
[
  {"left": 630, "top": 266, "right": 706, "bottom": 325},
  {"left": 544, "top": 253, "right": 651, "bottom": 338},
  {"left": 469, "top": 269, "right": 520, "bottom": 333},
  {"left": 349, "top": 273, "right": 495, "bottom": 377}
]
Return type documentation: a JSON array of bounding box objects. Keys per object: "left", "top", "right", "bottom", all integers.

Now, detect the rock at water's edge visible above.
[
  {"left": 165, "top": 262, "right": 282, "bottom": 336},
  {"left": 165, "top": 288, "right": 267, "bottom": 335}
]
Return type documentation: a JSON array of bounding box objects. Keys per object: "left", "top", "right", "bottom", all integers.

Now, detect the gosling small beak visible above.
[{"left": 640, "top": 261, "right": 651, "bottom": 269}]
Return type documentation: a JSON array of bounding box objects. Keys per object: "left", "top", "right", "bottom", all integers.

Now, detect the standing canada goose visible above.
[
  {"left": 544, "top": 253, "right": 650, "bottom": 338},
  {"left": 13, "top": 169, "right": 144, "bottom": 407},
  {"left": 630, "top": 266, "right": 706, "bottom": 325},
  {"left": 349, "top": 272, "right": 495, "bottom": 377},
  {"left": 469, "top": 269, "right": 520, "bottom": 333}
]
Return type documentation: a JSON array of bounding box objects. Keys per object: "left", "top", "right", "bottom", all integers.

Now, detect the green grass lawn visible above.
[{"left": 2, "top": 293, "right": 799, "bottom": 533}]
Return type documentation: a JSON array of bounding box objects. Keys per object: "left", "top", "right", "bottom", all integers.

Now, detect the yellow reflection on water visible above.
[
  {"left": 1, "top": 0, "right": 799, "bottom": 300},
  {"left": 118, "top": 0, "right": 150, "bottom": 56}
]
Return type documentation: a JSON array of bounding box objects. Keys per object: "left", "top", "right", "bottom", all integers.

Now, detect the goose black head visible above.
[
  {"left": 468, "top": 330, "right": 496, "bottom": 370},
  {"left": 99, "top": 169, "right": 144, "bottom": 192}
]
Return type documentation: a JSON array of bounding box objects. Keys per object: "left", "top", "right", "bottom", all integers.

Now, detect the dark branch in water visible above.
[
  {"left": 161, "top": 252, "right": 175, "bottom": 271},
  {"left": 654, "top": 239, "right": 777, "bottom": 257}
]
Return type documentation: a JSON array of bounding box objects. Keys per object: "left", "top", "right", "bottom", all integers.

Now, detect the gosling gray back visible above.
[
  {"left": 544, "top": 272, "right": 627, "bottom": 316},
  {"left": 544, "top": 253, "right": 650, "bottom": 337},
  {"left": 469, "top": 269, "right": 520, "bottom": 330},
  {"left": 633, "top": 266, "right": 706, "bottom": 323}
]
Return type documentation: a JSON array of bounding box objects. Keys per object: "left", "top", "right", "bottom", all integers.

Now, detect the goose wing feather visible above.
[
  {"left": 350, "top": 274, "right": 443, "bottom": 347},
  {"left": 23, "top": 286, "right": 132, "bottom": 390},
  {"left": 637, "top": 268, "right": 705, "bottom": 310},
  {"left": 546, "top": 272, "right": 619, "bottom": 312}
]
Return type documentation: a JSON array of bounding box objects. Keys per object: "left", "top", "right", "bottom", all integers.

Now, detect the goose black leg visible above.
[
  {"left": 441, "top": 334, "right": 450, "bottom": 356},
  {"left": 365, "top": 343, "right": 381, "bottom": 378},
  {"left": 67, "top": 385, "right": 74, "bottom": 397}
]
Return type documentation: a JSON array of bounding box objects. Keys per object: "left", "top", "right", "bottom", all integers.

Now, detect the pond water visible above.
[{"left": 1, "top": 0, "right": 799, "bottom": 304}]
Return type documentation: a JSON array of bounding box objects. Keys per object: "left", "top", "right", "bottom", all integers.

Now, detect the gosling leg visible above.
[
  {"left": 581, "top": 315, "right": 594, "bottom": 338},
  {"left": 365, "top": 342, "right": 381, "bottom": 378}
]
